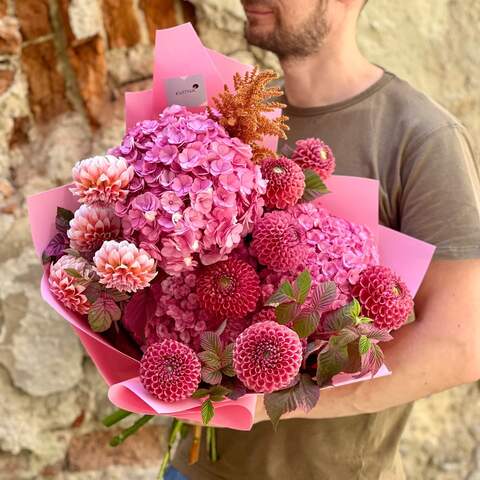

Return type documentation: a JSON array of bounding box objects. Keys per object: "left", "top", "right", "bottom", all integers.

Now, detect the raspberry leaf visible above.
[
  {"left": 275, "top": 301, "right": 301, "bottom": 325},
  {"left": 42, "top": 232, "right": 69, "bottom": 264},
  {"left": 88, "top": 295, "right": 121, "bottom": 332},
  {"left": 316, "top": 336, "right": 349, "bottom": 386},
  {"left": 301, "top": 169, "right": 330, "bottom": 202},
  {"left": 264, "top": 374, "right": 320, "bottom": 430},
  {"left": 294, "top": 269, "right": 312, "bottom": 304},
  {"left": 198, "top": 351, "right": 222, "bottom": 369},
  {"left": 358, "top": 335, "right": 371, "bottom": 355},
  {"left": 191, "top": 388, "right": 210, "bottom": 399},
  {"left": 55, "top": 207, "right": 74, "bottom": 233},
  {"left": 292, "top": 311, "right": 321, "bottom": 338},
  {"left": 311, "top": 281, "right": 337, "bottom": 312},
  {"left": 357, "top": 324, "right": 393, "bottom": 342},
  {"left": 201, "top": 399, "right": 215, "bottom": 425},
  {"left": 358, "top": 343, "right": 384, "bottom": 377},
  {"left": 201, "top": 366, "right": 222, "bottom": 385},
  {"left": 200, "top": 331, "right": 223, "bottom": 356}
]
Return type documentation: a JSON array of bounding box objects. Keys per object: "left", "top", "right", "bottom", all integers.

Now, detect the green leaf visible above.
[
  {"left": 356, "top": 316, "right": 373, "bottom": 324},
  {"left": 201, "top": 399, "right": 215, "bottom": 425},
  {"left": 201, "top": 366, "right": 222, "bottom": 385},
  {"left": 358, "top": 335, "right": 371, "bottom": 355},
  {"left": 302, "top": 340, "right": 327, "bottom": 368},
  {"left": 88, "top": 295, "right": 121, "bottom": 332},
  {"left": 208, "top": 385, "right": 231, "bottom": 398},
  {"left": 348, "top": 298, "right": 362, "bottom": 319},
  {"left": 279, "top": 281, "right": 295, "bottom": 298},
  {"left": 311, "top": 281, "right": 337, "bottom": 312},
  {"left": 198, "top": 351, "right": 222, "bottom": 369},
  {"left": 263, "top": 374, "right": 320, "bottom": 430},
  {"left": 221, "top": 364, "right": 236, "bottom": 377},
  {"left": 295, "top": 270, "right": 312, "bottom": 304},
  {"left": 200, "top": 331, "right": 223, "bottom": 356},
  {"left": 64, "top": 268, "right": 83, "bottom": 279},
  {"left": 275, "top": 302, "right": 300, "bottom": 325},
  {"left": 316, "top": 337, "right": 349, "bottom": 386},
  {"left": 301, "top": 169, "right": 330, "bottom": 202},
  {"left": 292, "top": 311, "right": 321, "bottom": 338},
  {"left": 191, "top": 388, "right": 210, "bottom": 399}
]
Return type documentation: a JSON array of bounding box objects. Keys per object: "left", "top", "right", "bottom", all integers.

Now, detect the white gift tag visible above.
[{"left": 164, "top": 74, "right": 207, "bottom": 107}]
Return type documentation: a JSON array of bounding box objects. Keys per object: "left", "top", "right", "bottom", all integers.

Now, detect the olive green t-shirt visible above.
[{"left": 173, "top": 71, "right": 480, "bottom": 479}]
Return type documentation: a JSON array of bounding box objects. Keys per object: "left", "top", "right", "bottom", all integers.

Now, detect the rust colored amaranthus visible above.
[{"left": 208, "top": 67, "right": 289, "bottom": 162}]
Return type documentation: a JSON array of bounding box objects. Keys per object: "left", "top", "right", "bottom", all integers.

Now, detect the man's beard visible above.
[{"left": 243, "top": 0, "right": 330, "bottom": 60}]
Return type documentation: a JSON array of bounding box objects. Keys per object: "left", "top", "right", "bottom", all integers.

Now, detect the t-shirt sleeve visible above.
[{"left": 400, "top": 124, "right": 480, "bottom": 259}]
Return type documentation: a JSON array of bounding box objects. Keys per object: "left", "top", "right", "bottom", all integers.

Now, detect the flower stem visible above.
[
  {"left": 102, "top": 408, "right": 132, "bottom": 427},
  {"left": 157, "top": 419, "right": 184, "bottom": 480},
  {"left": 188, "top": 425, "right": 203, "bottom": 465},
  {"left": 207, "top": 427, "right": 218, "bottom": 462},
  {"left": 109, "top": 415, "right": 153, "bottom": 447}
]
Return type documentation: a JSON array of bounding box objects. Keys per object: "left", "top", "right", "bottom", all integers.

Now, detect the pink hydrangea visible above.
[{"left": 110, "top": 105, "right": 266, "bottom": 274}]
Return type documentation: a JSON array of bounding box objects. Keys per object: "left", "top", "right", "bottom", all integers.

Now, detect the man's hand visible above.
[{"left": 271, "top": 259, "right": 480, "bottom": 420}]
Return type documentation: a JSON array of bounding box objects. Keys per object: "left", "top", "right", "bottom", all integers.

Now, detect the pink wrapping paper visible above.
[{"left": 28, "top": 24, "right": 436, "bottom": 431}]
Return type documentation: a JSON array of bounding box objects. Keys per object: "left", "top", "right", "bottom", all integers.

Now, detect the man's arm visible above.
[{"left": 255, "top": 258, "right": 480, "bottom": 422}]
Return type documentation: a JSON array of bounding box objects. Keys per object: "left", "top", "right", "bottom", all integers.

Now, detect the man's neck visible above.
[{"left": 281, "top": 38, "right": 383, "bottom": 109}]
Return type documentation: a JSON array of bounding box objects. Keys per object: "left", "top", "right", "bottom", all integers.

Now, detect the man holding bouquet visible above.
[{"left": 171, "top": 0, "right": 480, "bottom": 478}]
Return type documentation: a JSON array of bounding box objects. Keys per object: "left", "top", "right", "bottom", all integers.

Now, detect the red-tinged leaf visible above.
[
  {"left": 55, "top": 207, "right": 74, "bottom": 233},
  {"left": 294, "top": 270, "right": 312, "bottom": 304},
  {"left": 343, "top": 342, "right": 362, "bottom": 373},
  {"left": 84, "top": 282, "right": 103, "bottom": 303},
  {"left": 358, "top": 343, "right": 385, "bottom": 377},
  {"left": 123, "top": 282, "right": 162, "bottom": 344},
  {"left": 201, "top": 366, "right": 222, "bottom": 385},
  {"left": 200, "top": 331, "right": 223, "bottom": 356},
  {"left": 42, "top": 232, "right": 69, "bottom": 264},
  {"left": 336, "top": 326, "right": 359, "bottom": 347},
  {"left": 221, "top": 343, "right": 234, "bottom": 367},
  {"left": 292, "top": 311, "right": 321, "bottom": 338},
  {"left": 316, "top": 337, "right": 349, "bottom": 386},
  {"left": 107, "top": 289, "right": 130, "bottom": 302},
  {"left": 279, "top": 281, "right": 295, "bottom": 298},
  {"left": 198, "top": 350, "right": 222, "bottom": 369},
  {"left": 321, "top": 298, "right": 361, "bottom": 333},
  {"left": 88, "top": 295, "right": 121, "bottom": 332},
  {"left": 303, "top": 340, "right": 327, "bottom": 368},
  {"left": 275, "top": 301, "right": 301, "bottom": 325},
  {"left": 221, "top": 364, "right": 236, "bottom": 377},
  {"left": 201, "top": 399, "right": 215, "bottom": 425},
  {"left": 357, "top": 324, "right": 393, "bottom": 343},
  {"left": 264, "top": 374, "right": 320, "bottom": 430},
  {"left": 311, "top": 281, "right": 337, "bottom": 312},
  {"left": 222, "top": 377, "right": 247, "bottom": 400}
]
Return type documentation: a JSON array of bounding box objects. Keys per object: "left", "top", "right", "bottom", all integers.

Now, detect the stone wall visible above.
[{"left": 0, "top": 0, "right": 479, "bottom": 479}]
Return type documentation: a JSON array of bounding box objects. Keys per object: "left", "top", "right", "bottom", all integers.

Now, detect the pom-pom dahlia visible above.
[
  {"left": 67, "top": 205, "right": 121, "bottom": 253},
  {"left": 93, "top": 240, "right": 157, "bottom": 292},
  {"left": 233, "top": 321, "right": 303, "bottom": 393},
  {"left": 71, "top": 155, "right": 134, "bottom": 206},
  {"left": 352, "top": 265, "right": 413, "bottom": 331},
  {"left": 140, "top": 339, "right": 201, "bottom": 402},
  {"left": 197, "top": 258, "right": 260, "bottom": 319},
  {"left": 48, "top": 255, "right": 93, "bottom": 314},
  {"left": 251, "top": 211, "right": 307, "bottom": 273},
  {"left": 292, "top": 138, "right": 335, "bottom": 181},
  {"left": 261, "top": 157, "right": 305, "bottom": 209}
]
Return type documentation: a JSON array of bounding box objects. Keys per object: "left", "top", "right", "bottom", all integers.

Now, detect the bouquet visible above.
[{"left": 28, "top": 23, "right": 435, "bottom": 476}]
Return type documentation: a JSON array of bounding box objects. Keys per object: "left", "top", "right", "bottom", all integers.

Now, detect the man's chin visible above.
[{"left": 245, "top": 26, "right": 276, "bottom": 50}]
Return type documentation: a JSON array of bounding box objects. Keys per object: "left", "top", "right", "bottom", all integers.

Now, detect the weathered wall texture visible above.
[{"left": 0, "top": 0, "right": 478, "bottom": 479}]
